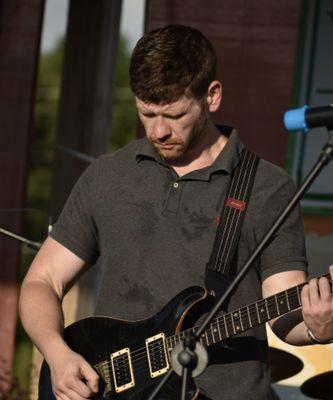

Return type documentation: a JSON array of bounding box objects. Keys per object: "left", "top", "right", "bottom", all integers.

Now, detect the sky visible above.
[{"left": 41, "top": 0, "right": 145, "bottom": 53}]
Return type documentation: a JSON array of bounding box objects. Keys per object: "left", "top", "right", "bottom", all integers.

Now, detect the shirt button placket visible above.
[{"left": 163, "top": 181, "right": 181, "bottom": 214}]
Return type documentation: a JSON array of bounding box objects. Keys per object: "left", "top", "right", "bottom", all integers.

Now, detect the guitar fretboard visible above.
[{"left": 166, "top": 273, "right": 330, "bottom": 349}]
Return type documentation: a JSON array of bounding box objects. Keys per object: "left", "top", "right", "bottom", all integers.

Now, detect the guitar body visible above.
[
  {"left": 39, "top": 286, "right": 212, "bottom": 400},
  {"left": 39, "top": 273, "right": 330, "bottom": 400}
]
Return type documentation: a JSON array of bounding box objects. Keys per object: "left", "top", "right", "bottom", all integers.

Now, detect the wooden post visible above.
[
  {"left": 30, "top": 1, "right": 122, "bottom": 397},
  {"left": 0, "top": 0, "right": 44, "bottom": 393},
  {"left": 51, "top": 0, "right": 122, "bottom": 219}
]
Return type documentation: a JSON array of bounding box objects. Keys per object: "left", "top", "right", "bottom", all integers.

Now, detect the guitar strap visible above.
[{"left": 205, "top": 148, "right": 259, "bottom": 299}]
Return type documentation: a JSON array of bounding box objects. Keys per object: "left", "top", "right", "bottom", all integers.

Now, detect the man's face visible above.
[{"left": 136, "top": 96, "right": 208, "bottom": 162}]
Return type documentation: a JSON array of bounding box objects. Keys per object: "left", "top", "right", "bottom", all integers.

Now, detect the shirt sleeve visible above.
[
  {"left": 50, "top": 161, "right": 100, "bottom": 265},
  {"left": 254, "top": 162, "right": 308, "bottom": 282}
]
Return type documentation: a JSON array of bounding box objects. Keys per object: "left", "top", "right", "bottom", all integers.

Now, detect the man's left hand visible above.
[{"left": 301, "top": 265, "right": 333, "bottom": 343}]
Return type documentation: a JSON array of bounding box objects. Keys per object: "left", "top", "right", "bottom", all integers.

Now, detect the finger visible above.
[
  {"left": 318, "top": 276, "right": 331, "bottom": 303},
  {"left": 69, "top": 378, "right": 94, "bottom": 398},
  {"left": 301, "top": 283, "right": 310, "bottom": 311},
  {"left": 64, "top": 387, "right": 90, "bottom": 400},
  {"left": 308, "top": 277, "right": 319, "bottom": 306},
  {"left": 54, "top": 384, "right": 79, "bottom": 400},
  {"left": 330, "top": 265, "right": 333, "bottom": 286},
  {"left": 55, "top": 394, "right": 72, "bottom": 400},
  {"left": 80, "top": 363, "right": 99, "bottom": 394}
]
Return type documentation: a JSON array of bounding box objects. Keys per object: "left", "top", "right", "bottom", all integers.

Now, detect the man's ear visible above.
[{"left": 206, "top": 80, "right": 222, "bottom": 112}]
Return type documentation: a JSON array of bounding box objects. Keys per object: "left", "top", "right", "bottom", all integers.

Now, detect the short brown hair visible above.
[{"left": 129, "top": 25, "right": 217, "bottom": 104}]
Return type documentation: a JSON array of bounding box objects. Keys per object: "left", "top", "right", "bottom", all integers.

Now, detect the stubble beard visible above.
[{"left": 153, "top": 112, "right": 208, "bottom": 163}]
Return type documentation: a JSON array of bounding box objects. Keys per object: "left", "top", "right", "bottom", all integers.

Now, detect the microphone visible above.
[{"left": 284, "top": 104, "right": 333, "bottom": 132}]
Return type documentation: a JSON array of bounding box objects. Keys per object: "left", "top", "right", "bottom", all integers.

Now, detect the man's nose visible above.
[{"left": 154, "top": 116, "right": 171, "bottom": 140}]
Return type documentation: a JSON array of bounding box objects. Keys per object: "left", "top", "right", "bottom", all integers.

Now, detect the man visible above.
[{"left": 19, "top": 25, "right": 333, "bottom": 400}]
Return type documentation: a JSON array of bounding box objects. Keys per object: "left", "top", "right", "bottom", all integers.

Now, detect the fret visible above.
[
  {"left": 217, "top": 321, "right": 222, "bottom": 340},
  {"left": 210, "top": 323, "right": 217, "bottom": 344},
  {"left": 216, "top": 315, "right": 227, "bottom": 340},
  {"left": 223, "top": 314, "right": 229, "bottom": 338},
  {"left": 232, "top": 311, "right": 242, "bottom": 333},
  {"left": 210, "top": 322, "right": 216, "bottom": 344},
  {"left": 286, "top": 290, "right": 291, "bottom": 311},
  {"left": 276, "top": 292, "right": 289, "bottom": 315},
  {"left": 256, "top": 302, "right": 261, "bottom": 323},
  {"left": 199, "top": 331, "right": 208, "bottom": 347},
  {"left": 177, "top": 334, "right": 182, "bottom": 344},
  {"left": 265, "top": 298, "right": 270, "bottom": 319},
  {"left": 296, "top": 285, "right": 301, "bottom": 305},
  {"left": 199, "top": 333, "right": 206, "bottom": 346},
  {"left": 258, "top": 299, "right": 269, "bottom": 322},
  {"left": 247, "top": 305, "right": 252, "bottom": 327},
  {"left": 227, "top": 313, "right": 236, "bottom": 335},
  {"left": 238, "top": 309, "right": 244, "bottom": 331},
  {"left": 205, "top": 329, "right": 209, "bottom": 346},
  {"left": 287, "top": 288, "right": 301, "bottom": 310},
  {"left": 239, "top": 307, "right": 250, "bottom": 331},
  {"left": 266, "top": 295, "right": 279, "bottom": 320},
  {"left": 176, "top": 335, "right": 180, "bottom": 346},
  {"left": 275, "top": 294, "right": 280, "bottom": 315}
]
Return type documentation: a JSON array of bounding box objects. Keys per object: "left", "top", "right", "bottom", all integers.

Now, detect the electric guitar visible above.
[{"left": 38, "top": 274, "right": 330, "bottom": 400}]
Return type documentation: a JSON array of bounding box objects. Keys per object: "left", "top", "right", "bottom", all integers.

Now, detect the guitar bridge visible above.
[
  {"left": 146, "top": 333, "right": 170, "bottom": 378},
  {"left": 110, "top": 347, "right": 135, "bottom": 393}
]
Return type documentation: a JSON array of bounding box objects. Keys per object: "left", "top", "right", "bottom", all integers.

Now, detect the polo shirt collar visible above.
[{"left": 135, "top": 125, "right": 244, "bottom": 179}]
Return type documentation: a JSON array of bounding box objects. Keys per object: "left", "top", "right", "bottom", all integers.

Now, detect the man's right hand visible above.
[
  {"left": 48, "top": 348, "right": 100, "bottom": 400},
  {"left": 18, "top": 237, "right": 100, "bottom": 399}
]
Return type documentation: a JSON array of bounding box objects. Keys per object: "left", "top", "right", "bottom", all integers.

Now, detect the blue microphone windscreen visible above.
[{"left": 283, "top": 105, "right": 309, "bottom": 132}]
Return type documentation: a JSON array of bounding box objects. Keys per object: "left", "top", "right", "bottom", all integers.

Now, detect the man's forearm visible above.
[
  {"left": 19, "top": 280, "right": 69, "bottom": 363},
  {"left": 271, "top": 309, "right": 311, "bottom": 345},
  {"left": 271, "top": 308, "right": 333, "bottom": 346}
]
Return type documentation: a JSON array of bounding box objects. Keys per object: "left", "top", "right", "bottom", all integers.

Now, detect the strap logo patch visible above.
[{"left": 226, "top": 197, "right": 246, "bottom": 211}]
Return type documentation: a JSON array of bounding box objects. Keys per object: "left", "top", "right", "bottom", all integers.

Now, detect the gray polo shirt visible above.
[{"left": 51, "top": 128, "right": 307, "bottom": 399}]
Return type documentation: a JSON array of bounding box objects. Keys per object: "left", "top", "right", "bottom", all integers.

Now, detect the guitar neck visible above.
[{"left": 167, "top": 273, "right": 330, "bottom": 349}]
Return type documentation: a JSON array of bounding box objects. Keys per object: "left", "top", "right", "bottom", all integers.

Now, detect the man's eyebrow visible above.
[
  {"left": 163, "top": 110, "right": 187, "bottom": 117},
  {"left": 138, "top": 103, "right": 191, "bottom": 116},
  {"left": 163, "top": 103, "right": 191, "bottom": 117}
]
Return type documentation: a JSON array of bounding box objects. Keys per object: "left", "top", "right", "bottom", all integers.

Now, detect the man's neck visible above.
[{"left": 170, "top": 124, "right": 228, "bottom": 177}]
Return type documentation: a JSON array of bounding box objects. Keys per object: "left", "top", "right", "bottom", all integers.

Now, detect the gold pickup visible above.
[
  {"left": 110, "top": 347, "right": 135, "bottom": 393},
  {"left": 145, "top": 333, "right": 170, "bottom": 378}
]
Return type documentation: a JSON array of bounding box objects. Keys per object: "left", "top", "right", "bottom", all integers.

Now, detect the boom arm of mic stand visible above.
[
  {"left": 148, "top": 130, "right": 333, "bottom": 400},
  {"left": 0, "top": 226, "right": 42, "bottom": 251}
]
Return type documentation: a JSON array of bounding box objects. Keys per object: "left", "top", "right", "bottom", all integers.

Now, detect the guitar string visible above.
[
  {"left": 95, "top": 286, "right": 303, "bottom": 371},
  {"left": 103, "top": 274, "right": 331, "bottom": 369},
  {"left": 100, "top": 286, "right": 303, "bottom": 369},
  {"left": 94, "top": 274, "right": 328, "bottom": 372}
]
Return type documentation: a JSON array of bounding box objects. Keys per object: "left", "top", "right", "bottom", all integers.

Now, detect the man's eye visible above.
[{"left": 168, "top": 113, "right": 185, "bottom": 120}]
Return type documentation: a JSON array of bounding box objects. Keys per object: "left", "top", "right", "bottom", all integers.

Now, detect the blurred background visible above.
[{"left": 0, "top": 1, "right": 332, "bottom": 399}]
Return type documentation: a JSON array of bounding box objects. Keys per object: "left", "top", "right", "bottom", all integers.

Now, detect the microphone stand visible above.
[
  {"left": 0, "top": 226, "right": 42, "bottom": 251},
  {"left": 148, "top": 129, "right": 333, "bottom": 400}
]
